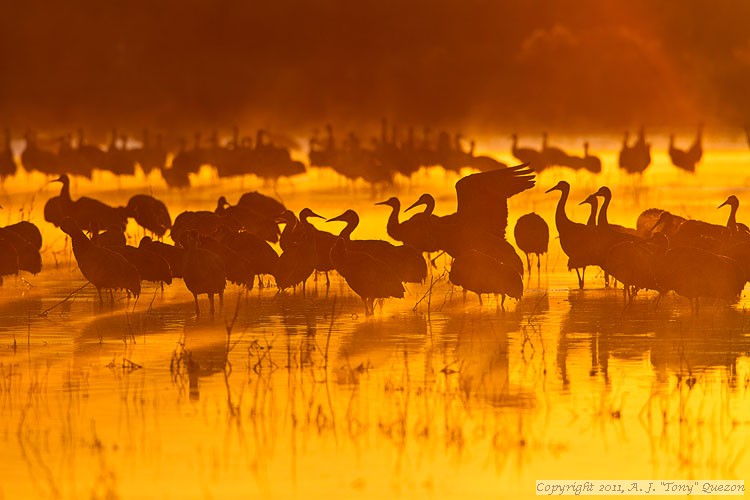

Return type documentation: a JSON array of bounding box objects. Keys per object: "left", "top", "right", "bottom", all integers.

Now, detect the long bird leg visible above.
[
  {"left": 209, "top": 293, "right": 215, "bottom": 316},
  {"left": 325, "top": 272, "right": 330, "bottom": 287},
  {"left": 193, "top": 293, "right": 200, "bottom": 317},
  {"left": 526, "top": 253, "right": 531, "bottom": 274},
  {"left": 501, "top": 294, "right": 506, "bottom": 309},
  {"left": 575, "top": 268, "right": 584, "bottom": 289},
  {"left": 477, "top": 293, "right": 483, "bottom": 306},
  {"left": 219, "top": 290, "right": 224, "bottom": 312},
  {"left": 537, "top": 253, "right": 541, "bottom": 273}
]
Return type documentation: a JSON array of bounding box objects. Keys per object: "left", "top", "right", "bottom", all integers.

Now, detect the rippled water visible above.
[{"left": 1, "top": 139, "right": 750, "bottom": 499}]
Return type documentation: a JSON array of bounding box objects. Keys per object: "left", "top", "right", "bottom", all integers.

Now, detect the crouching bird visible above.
[
  {"left": 328, "top": 237, "right": 404, "bottom": 316},
  {"left": 449, "top": 249, "right": 523, "bottom": 307},
  {"left": 59, "top": 217, "right": 140, "bottom": 302}
]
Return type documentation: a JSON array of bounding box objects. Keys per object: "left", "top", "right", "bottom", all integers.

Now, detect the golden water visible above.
[{"left": 1, "top": 138, "right": 749, "bottom": 499}]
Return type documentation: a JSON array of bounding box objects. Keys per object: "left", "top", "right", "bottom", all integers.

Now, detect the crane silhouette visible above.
[
  {"left": 59, "top": 217, "right": 140, "bottom": 302},
  {"left": 513, "top": 213, "right": 549, "bottom": 274}
]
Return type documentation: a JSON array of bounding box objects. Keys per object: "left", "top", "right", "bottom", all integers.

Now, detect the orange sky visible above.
[{"left": 2, "top": 0, "right": 749, "bottom": 135}]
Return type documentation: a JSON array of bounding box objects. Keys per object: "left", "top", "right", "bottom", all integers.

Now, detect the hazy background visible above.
[{"left": 2, "top": 0, "right": 750, "bottom": 138}]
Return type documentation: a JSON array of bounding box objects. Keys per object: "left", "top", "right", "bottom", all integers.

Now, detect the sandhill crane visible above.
[
  {"left": 546, "top": 181, "right": 599, "bottom": 288},
  {"left": 59, "top": 217, "right": 140, "bottom": 301},
  {"left": 328, "top": 237, "right": 404, "bottom": 315},
  {"left": 511, "top": 134, "right": 544, "bottom": 170},
  {"left": 126, "top": 194, "right": 172, "bottom": 237},
  {"left": 513, "top": 213, "right": 549, "bottom": 274},
  {"left": 182, "top": 231, "right": 226, "bottom": 317},
  {"left": 449, "top": 249, "right": 523, "bottom": 306}
]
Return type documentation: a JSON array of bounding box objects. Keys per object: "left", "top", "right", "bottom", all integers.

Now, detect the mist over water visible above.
[{"left": 3, "top": 0, "right": 750, "bottom": 135}]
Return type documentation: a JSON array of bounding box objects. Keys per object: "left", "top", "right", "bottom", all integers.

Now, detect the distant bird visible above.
[
  {"left": 327, "top": 209, "right": 426, "bottom": 284},
  {"left": 513, "top": 213, "right": 549, "bottom": 274},
  {"left": 669, "top": 125, "right": 702, "bottom": 172},
  {"left": 0, "top": 129, "right": 17, "bottom": 181},
  {"left": 181, "top": 231, "right": 226, "bottom": 316},
  {"left": 125, "top": 194, "right": 172, "bottom": 237},
  {"left": 45, "top": 174, "right": 127, "bottom": 231},
  {"left": 540, "top": 132, "right": 571, "bottom": 168},
  {"left": 449, "top": 249, "right": 523, "bottom": 306},
  {"left": 328, "top": 237, "right": 404, "bottom": 315},
  {"left": 59, "top": 217, "right": 140, "bottom": 301},
  {"left": 580, "top": 142, "right": 602, "bottom": 173},
  {"left": 511, "top": 133, "right": 544, "bottom": 170},
  {"left": 619, "top": 128, "right": 651, "bottom": 175},
  {"left": 546, "top": 180, "right": 599, "bottom": 288}
]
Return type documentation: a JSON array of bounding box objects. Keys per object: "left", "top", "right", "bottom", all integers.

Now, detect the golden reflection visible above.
[{"left": 1, "top": 142, "right": 750, "bottom": 498}]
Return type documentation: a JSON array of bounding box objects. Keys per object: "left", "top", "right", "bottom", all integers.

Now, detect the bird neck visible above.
[
  {"left": 726, "top": 203, "right": 738, "bottom": 231},
  {"left": 597, "top": 194, "right": 610, "bottom": 226},
  {"left": 384, "top": 202, "right": 401, "bottom": 237},
  {"left": 553, "top": 187, "right": 572, "bottom": 226},
  {"left": 60, "top": 178, "right": 71, "bottom": 202},
  {"left": 337, "top": 218, "right": 357, "bottom": 239},
  {"left": 586, "top": 201, "right": 598, "bottom": 226},
  {"left": 422, "top": 196, "right": 435, "bottom": 216}
]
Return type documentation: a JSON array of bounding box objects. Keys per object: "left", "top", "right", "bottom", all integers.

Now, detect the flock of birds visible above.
[
  {"left": 0, "top": 165, "right": 540, "bottom": 315},
  {"left": 4, "top": 143, "right": 750, "bottom": 315},
  {"left": 0, "top": 121, "right": 731, "bottom": 187},
  {"left": 547, "top": 181, "right": 750, "bottom": 311}
]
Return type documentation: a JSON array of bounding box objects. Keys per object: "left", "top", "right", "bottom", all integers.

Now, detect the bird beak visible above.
[
  {"left": 544, "top": 186, "right": 558, "bottom": 194},
  {"left": 48, "top": 176, "right": 63, "bottom": 184},
  {"left": 404, "top": 200, "right": 423, "bottom": 212},
  {"left": 718, "top": 199, "right": 729, "bottom": 209},
  {"left": 374, "top": 200, "right": 390, "bottom": 206},
  {"left": 326, "top": 214, "right": 347, "bottom": 223},
  {"left": 578, "top": 199, "right": 588, "bottom": 206},
  {"left": 307, "top": 210, "right": 325, "bottom": 219}
]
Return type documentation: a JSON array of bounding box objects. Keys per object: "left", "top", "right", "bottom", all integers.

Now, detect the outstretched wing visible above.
[{"left": 455, "top": 163, "right": 535, "bottom": 237}]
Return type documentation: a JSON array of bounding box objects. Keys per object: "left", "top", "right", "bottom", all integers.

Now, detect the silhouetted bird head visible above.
[
  {"left": 374, "top": 197, "right": 399, "bottom": 209},
  {"left": 593, "top": 186, "right": 612, "bottom": 199},
  {"left": 718, "top": 195, "right": 739, "bottom": 210},
  {"left": 326, "top": 210, "right": 359, "bottom": 226},
  {"left": 299, "top": 208, "right": 324, "bottom": 221},
  {"left": 405, "top": 193, "right": 434, "bottom": 212},
  {"left": 578, "top": 195, "right": 598, "bottom": 207},
  {"left": 544, "top": 180, "right": 570, "bottom": 194}
]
